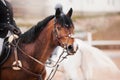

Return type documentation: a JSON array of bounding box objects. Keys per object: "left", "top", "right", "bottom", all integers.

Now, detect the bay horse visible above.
[{"left": 0, "top": 7, "right": 77, "bottom": 80}]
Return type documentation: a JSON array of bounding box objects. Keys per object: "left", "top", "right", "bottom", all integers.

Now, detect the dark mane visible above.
[{"left": 20, "top": 15, "right": 54, "bottom": 43}]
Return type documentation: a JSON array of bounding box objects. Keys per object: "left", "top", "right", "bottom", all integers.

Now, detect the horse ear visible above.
[
  {"left": 67, "top": 8, "right": 73, "bottom": 18},
  {"left": 55, "top": 8, "right": 61, "bottom": 18}
]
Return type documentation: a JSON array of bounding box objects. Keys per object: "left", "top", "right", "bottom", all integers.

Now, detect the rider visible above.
[{"left": 0, "top": 0, "right": 21, "bottom": 54}]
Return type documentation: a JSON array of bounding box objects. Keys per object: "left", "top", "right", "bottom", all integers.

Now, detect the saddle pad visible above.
[
  {"left": 0, "top": 38, "right": 11, "bottom": 65},
  {"left": 0, "top": 38, "right": 4, "bottom": 55}
]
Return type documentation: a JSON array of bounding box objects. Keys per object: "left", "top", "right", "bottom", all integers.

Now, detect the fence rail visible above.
[
  {"left": 76, "top": 32, "right": 120, "bottom": 46},
  {"left": 90, "top": 40, "right": 120, "bottom": 46}
]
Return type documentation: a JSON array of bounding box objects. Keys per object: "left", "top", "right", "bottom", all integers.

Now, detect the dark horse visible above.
[{"left": 0, "top": 7, "right": 77, "bottom": 80}]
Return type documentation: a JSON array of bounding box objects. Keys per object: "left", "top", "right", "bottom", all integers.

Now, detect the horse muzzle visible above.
[{"left": 67, "top": 42, "right": 78, "bottom": 55}]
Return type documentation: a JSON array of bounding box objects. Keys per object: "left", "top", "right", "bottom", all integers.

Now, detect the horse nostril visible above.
[{"left": 67, "top": 45, "right": 73, "bottom": 51}]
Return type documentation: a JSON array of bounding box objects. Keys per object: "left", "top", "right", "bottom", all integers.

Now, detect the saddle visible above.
[{"left": 0, "top": 37, "right": 11, "bottom": 65}]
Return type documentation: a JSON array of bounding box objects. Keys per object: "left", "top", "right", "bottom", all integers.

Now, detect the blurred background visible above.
[
  {"left": 8, "top": 0, "right": 120, "bottom": 79},
  {"left": 10, "top": 0, "right": 120, "bottom": 40}
]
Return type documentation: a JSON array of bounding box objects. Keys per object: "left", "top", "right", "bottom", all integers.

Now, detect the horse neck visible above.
[
  {"left": 34, "top": 19, "right": 56, "bottom": 63},
  {"left": 18, "top": 19, "right": 57, "bottom": 74}
]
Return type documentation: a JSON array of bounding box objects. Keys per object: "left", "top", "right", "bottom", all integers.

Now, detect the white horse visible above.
[{"left": 47, "top": 39, "right": 120, "bottom": 80}]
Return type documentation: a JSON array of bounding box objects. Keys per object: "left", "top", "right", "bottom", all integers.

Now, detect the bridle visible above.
[{"left": 53, "top": 18, "right": 74, "bottom": 51}]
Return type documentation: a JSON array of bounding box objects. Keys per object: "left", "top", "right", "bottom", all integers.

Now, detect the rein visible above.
[
  {"left": 1, "top": 36, "right": 44, "bottom": 79},
  {"left": 16, "top": 39, "right": 69, "bottom": 80},
  {"left": 53, "top": 18, "right": 73, "bottom": 52},
  {"left": 1, "top": 34, "right": 70, "bottom": 80},
  {"left": 17, "top": 38, "right": 70, "bottom": 80}
]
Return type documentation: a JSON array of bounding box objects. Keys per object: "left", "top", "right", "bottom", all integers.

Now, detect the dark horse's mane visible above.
[
  {"left": 20, "top": 15, "right": 54, "bottom": 43},
  {"left": 20, "top": 13, "right": 73, "bottom": 44}
]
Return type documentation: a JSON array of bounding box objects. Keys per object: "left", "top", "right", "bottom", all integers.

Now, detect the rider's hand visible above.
[
  {"left": 5, "top": 24, "right": 21, "bottom": 35},
  {"left": 12, "top": 28, "right": 21, "bottom": 36}
]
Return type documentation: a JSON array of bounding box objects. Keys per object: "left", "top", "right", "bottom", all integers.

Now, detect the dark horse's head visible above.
[{"left": 52, "top": 6, "right": 77, "bottom": 54}]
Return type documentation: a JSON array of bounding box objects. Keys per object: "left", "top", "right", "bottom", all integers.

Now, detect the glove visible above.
[
  {"left": 12, "top": 28, "right": 21, "bottom": 36},
  {"left": 5, "top": 24, "right": 21, "bottom": 36}
]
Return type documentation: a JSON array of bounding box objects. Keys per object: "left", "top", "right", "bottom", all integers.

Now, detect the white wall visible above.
[
  {"left": 47, "top": 0, "right": 120, "bottom": 14},
  {"left": 11, "top": 0, "right": 120, "bottom": 18}
]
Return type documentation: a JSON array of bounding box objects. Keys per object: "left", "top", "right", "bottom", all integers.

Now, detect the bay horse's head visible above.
[{"left": 53, "top": 7, "right": 78, "bottom": 54}]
